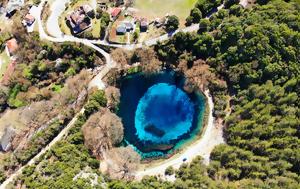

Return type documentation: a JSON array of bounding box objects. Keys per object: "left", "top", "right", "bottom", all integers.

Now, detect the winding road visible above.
[{"left": 0, "top": 0, "right": 230, "bottom": 187}]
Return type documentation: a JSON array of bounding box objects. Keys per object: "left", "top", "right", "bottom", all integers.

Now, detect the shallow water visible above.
[{"left": 118, "top": 71, "right": 205, "bottom": 158}]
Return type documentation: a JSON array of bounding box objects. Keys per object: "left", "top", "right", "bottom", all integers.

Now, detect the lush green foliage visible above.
[
  {"left": 209, "top": 81, "right": 300, "bottom": 182},
  {"left": 165, "top": 15, "right": 180, "bottom": 32},
  {"left": 84, "top": 89, "right": 107, "bottom": 116},
  {"left": 187, "top": 0, "right": 223, "bottom": 24},
  {"left": 154, "top": 0, "right": 300, "bottom": 187}
]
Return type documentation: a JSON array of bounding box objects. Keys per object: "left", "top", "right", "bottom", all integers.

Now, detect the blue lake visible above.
[{"left": 118, "top": 71, "right": 206, "bottom": 158}]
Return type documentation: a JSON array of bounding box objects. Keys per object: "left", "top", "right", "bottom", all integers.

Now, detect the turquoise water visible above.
[
  {"left": 118, "top": 71, "right": 205, "bottom": 158},
  {"left": 135, "top": 83, "right": 195, "bottom": 143}
]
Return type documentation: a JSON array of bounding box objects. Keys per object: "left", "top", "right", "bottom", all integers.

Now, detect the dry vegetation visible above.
[
  {"left": 105, "top": 86, "right": 120, "bottom": 112},
  {"left": 82, "top": 109, "right": 124, "bottom": 158},
  {"left": 104, "top": 147, "right": 141, "bottom": 180}
]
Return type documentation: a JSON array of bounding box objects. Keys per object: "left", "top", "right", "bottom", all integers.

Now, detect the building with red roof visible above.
[
  {"left": 24, "top": 14, "right": 35, "bottom": 26},
  {"left": 111, "top": 8, "right": 121, "bottom": 20},
  {"left": 6, "top": 38, "right": 18, "bottom": 55}
]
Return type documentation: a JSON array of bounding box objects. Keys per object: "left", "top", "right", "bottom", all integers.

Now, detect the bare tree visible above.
[
  {"left": 111, "top": 48, "right": 130, "bottom": 66},
  {"left": 180, "top": 59, "right": 215, "bottom": 91},
  {"left": 105, "top": 146, "right": 141, "bottom": 180},
  {"left": 82, "top": 109, "right": 124, "bottom": 157}
]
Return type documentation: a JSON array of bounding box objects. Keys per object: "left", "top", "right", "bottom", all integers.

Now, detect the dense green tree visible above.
[
  {"left": 165, "top": 15, "right": 179, "bottom": 32},
  {"left": 188, "top": 8, "right": 202, "bottom": 25}
]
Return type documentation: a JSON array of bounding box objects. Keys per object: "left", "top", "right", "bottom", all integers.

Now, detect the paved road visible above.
[{"left": 46, "top": 0, "right": 69, "bottom": 38}]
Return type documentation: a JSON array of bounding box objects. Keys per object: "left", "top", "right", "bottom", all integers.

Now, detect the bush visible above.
[
  {"left": 165, "top": 166, "right": 175, "bottom": 176},
  {"left": 165, "top": 15, "right": 179, "bottom": 32}
]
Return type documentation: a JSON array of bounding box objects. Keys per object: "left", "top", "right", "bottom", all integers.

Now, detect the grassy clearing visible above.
[
  {"left": 91, "top": 18, "right": 101, "bottom": 38},
  {"left": 0, "top": 51, "right": 10, "bottom": 81},
  {"left": 133, "top": 0, "right": 197, "bottom": 23}
]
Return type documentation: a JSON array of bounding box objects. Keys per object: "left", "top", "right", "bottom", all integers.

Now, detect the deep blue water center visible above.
[
  {"left": 135, "top": 83, "right": 194, "bottom": 143},
  {"left": 118, "top": 71, "right": 205, "bottom": 158}
]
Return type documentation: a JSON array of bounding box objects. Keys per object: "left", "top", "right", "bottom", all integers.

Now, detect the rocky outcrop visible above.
[
  {"left": 105, "top": 86, "right": 120, "bottom": 112},
  {"left": 0, "top": 127, "right": 16, "bottom": 152}
]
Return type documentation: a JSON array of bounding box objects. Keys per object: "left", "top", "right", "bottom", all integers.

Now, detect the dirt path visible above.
[{"left": 134, "top": 90, "right": 224, "bottom": 180}]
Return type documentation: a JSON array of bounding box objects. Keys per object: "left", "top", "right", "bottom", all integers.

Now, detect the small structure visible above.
[
  {"left": 116, "top": 25, "right": 126, "bottom": 35},
  {"left": 124, "top": 22, "right": 134, "bottom": 32},
  {"left": 23, "top": 14, "right": 35, "bottom": 26},
  {"left": 154, "top": 17, "right": 165, "bottom": 28},
  {"left": 6, "top": 38, "right": 18, "bottom": 56},
  {"left": 140, "top": 19, "right": 148, "bottom": 32},
  {"left": 82, "top": 4, "right": 94, "bottom": 17},
  {"left": 98, "top": 2, "right": 108, "bottom": 11},
  {"left": 5, "top": 0, "right": 24, "bottom": 18},
  {"left": 115, "top": 0, "right": 124, "bottom": 7},
  {"left": 110, "top": 7, "right": 121, "bottom": 20}
]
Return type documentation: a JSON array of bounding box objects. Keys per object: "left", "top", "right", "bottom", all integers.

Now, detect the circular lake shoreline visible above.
[{"left": 118, "top": 71, "right": 206, "bottom": 159}]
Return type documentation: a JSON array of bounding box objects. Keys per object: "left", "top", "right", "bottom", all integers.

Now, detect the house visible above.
[
  {"left": 66, "top": 5, "right": 93, "bottom": 34},
  {"left": 110, "top": 7, "right": 121, "bottom": 20},
  {"left": 154, "top": 17, "right": 164, "bottom": 28},
  {"left": 123, "top": 22, "right": 134, "bottom": 32},
  {"left": 140, "top": 19, "right": 148, "bottom": 32},
  {"left": 98, "top": 2, "right": 108, "bottom": 11},
  {"left": 6, "top": 0, "right": 24, "bottom": 18},
  {"left": 82, "top": 4, "right": 94, "bottom": 17},
  {"left": 23, "top": 14, "right": 35, "bottom": 26},
  {"left": 114, "top": 0, "right": 124, "bottom": 6},
  {"left": 6, "top": 38, "right": 18, "bottom": 55},
  {"left": 116, "top": 25, "right": 126, "bottom": 35}
]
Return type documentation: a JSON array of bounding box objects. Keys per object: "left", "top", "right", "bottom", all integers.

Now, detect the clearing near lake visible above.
[{"left": 133, "top": 0, "right": 197, "bottom": 23}]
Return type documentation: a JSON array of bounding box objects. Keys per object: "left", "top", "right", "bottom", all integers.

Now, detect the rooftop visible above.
[
  {"left": 6, "top": 38, "right": 18, "bottom": 54},
  {"left": 111, "top": 8, "right": 121, "bottom": 17}
]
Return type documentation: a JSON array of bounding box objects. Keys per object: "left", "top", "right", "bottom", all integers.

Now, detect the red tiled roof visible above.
[
  {"left": 25, "top": 14, "right": 35, "bottom": 22},
  {"left": 111, "top": 8, "right": 121, "bottom": 17},
  {"left": 24, "top": 14, "right": 35, "bottom": 25},
  {"left": 6, "top": 38, "right": 18, "bottom": 54}
]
